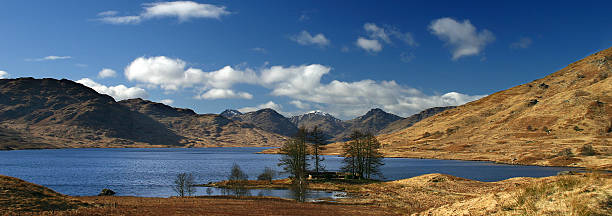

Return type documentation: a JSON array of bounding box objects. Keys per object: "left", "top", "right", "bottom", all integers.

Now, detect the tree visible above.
[
  {"left": 229, "top": 163, "right": 248, "bottom": 182},
  {"left": 227, "top": 163, "right": 250, "bottom": 197},
  {"left": 307, "top": 126, "right": 326, "bottom": 173},
  {"left": 341, "top": 131, "right": 384, "bottom": 179},
  {"left": 172, "top": 173, "right": 196, "bottom": 197},
  {"left": 278, "top": 127, "right": 309, "bottom": 182},
  {"left": 257, "top": 167, "right": 276, "bottom": 183},
  {"left": 278, "top": 127, "right": 310, "bottom": 202}
]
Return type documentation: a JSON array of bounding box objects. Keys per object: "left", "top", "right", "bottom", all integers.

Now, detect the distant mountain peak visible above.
[{"left": 220, "top": 109, "right": 242, "bottom": 118}]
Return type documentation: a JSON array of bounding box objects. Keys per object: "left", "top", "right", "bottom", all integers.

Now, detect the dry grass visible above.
[
  {"left": 0, "top": 175, "right": 89, "bottom": 214},
  {"left": 420, "top": 173, "right": 612, "bottom": 216}
]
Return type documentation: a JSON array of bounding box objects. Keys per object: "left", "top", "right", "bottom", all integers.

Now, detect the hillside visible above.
[
  {"left": 325, "top": 47, "right": 612, "bottom": 169},
  {"left": 0, "top": 175, "right": 88, "bottom": 213},
  {"left": 223, "top": 108, "right": 298, "bottom": 137},
  {"left": 333, "top": 108, "right": 402, "bottom": 141},
  {"left": 120, "top": 99, "right": 287, "bottom": 147},
  {"left": 379, "top": 106, "right": 456, "bottom": 134},
  {"left": 0, "top": 78, "right": 182, "bottom": 149}
]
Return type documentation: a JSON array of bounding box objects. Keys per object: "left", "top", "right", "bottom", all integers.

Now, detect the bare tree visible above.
[
  {"left": 227, "top": 163, "right": 250, "bottom": 196},
  {"left": 172, "top": 173, "right": 196, "bottom": 197},
  {"left": 307, "top": 126, "right": 326, "bottom": 173},
  {"left": 278, "top": 127, "right": 309, "bottom": 201}
]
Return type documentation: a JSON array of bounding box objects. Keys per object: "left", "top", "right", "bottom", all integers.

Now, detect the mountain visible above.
[
  {"left": 332, "top": 108, "right": 403, "bottom": 141},
  {"left": 379, "top": 106, "right": 456, "bottom": 134},
  {"left": 325, "top": 46, "right": 612, "bottom": 169},
  {"left": 224, "top": 108, "right": 298, "bottom": 137},
  {"left": 289, "top": 110, "right": 346, "bottom": 141},
  {"left": 0, "top": 78, "right": 182, "bottom": 149},
  {"left": 220, "top": 109, "right": 242, "bottom": 118},
  {"left": 0, "top": 78, "right": 287, "bottom": 150},
  {"left": 119, "top": 99, "right": 287, "bottom": 147}
]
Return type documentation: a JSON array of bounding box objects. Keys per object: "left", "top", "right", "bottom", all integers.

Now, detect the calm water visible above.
[{"left": 0, "top": 147, "right": 579, "bottom": 198}]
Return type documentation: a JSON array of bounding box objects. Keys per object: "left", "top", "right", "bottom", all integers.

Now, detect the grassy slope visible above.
[
  {"left": 0, "top": 175, "right": 89, "bottom": 213},
  {"left": 322, "top": 47, "right": 612, "bottom": 169}
]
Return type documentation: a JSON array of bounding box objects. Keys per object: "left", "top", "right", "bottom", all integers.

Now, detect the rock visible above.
[
  {"left": 98, "top": 188, "right": 116, "bottom": 196},
  {"left": 556, "top": 171, "right": 577, "bottom": 176}
]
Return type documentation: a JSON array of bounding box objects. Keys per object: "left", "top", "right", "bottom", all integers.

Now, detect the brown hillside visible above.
[
  {"left": 0, "top": 175, "right": 88, "bottom": 213},
  {"left": 0, "top": 78, "right": 183, "bottom": 149},
  {"left": 325, "top": 47, "right": 612, "bottom": 169}
]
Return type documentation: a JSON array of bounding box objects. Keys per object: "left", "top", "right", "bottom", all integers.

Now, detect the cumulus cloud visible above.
[
  {"left": 98, "top": 68, "right": 117, "bottom": 78},
  {"left": 510, "top": 37, "right": 532, "bottom": 49},
  {"left": 121, "top": 56, "right": 484, "bottom": 119},
  {"left": 98, "top": 1, "right": 230, "bottom": 24},
  {"left": 124, "top": 56, "right": 258, "bottom": 91},
  {"left": 160, "top": 99, "right": 174, "bottom": 105},
  {"left": 197, "top": 88, "right": 253, "bottom": 99},
  {"left": 26, "top": 56, "right": 72, "bottom": 61},
  {"left": 356, "top": 23, "right": 417, "bottom": 53},
  {"left": 238, "top": 101, "right": 282, "bottom": 113},
  {"left": 77, "top": 78, "right": 148, "bottom": 101},
  {"left": 429, "top": 17, "right": 494, "bottom": 60},
  {"left": 356, "top": 37, "right": 382, "bottom": 52},
  {"left": 290, "top": 30, "right": 330, "bottom": 47},
  {"left": 0, "top": 70, "right": 8, "bottom": 79}
]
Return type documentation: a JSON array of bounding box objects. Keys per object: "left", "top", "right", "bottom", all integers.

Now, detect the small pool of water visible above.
[{"left": 197, "top": 186, "right": 346, "bottom": 202}]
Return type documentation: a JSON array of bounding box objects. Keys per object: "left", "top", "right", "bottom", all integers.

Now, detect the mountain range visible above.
[{"left": 0, "top": 77, "right": 446, "bottom": 150}]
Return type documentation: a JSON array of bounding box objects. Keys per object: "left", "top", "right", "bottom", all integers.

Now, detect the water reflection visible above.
[{"left": 197, "top": 186, "right": 346, "bottom": 201}]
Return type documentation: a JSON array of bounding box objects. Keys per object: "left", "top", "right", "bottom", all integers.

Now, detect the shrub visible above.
[
  {"left": 579, "top": 144, "right": 597, "bottom": 156},
  {"left": 574, "top": 126, "right": 584, "bottom": 132},
  {"left": 257, "top": 167, "right": 276, "bottom": 182},
  {"left": 557, "top": 148, "right": 574, "bottom": 157}
]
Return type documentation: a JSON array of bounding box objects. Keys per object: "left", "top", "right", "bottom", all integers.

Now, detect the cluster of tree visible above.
[
  {"left": 278, "top": 126, "right": 384, "bottom": 201},
  {"left": 341, "top": 131, "right": 384, "bottom": 179}
]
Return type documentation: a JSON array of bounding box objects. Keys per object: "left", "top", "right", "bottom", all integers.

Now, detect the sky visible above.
[{"left": 1, "top": 0, "right": 611, "bottom": 119}]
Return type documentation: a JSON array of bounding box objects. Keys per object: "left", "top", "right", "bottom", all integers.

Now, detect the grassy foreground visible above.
[{"left": 1, "top": 173, "right": 611, "bottom": 215}]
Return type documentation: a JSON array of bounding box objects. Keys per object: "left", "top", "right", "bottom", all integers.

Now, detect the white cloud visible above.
[
  {"left": 99, "top": 16, "right": 142, "bottom": 24},
  {"left": 238, "top": 101, "right": 282, "bottom": 113},
  {"left": 364, "top": 23, "right": 391, "bottom": 43},
  {"left": 98, "top": 68, "right": 117, "bottom": 78},
  {"left": 98, "top": 1, "right": 229, "bottom": 24},
  {"left": 121, "top": 56, "right": 484, "bottom": 119},
  {"left": 98, "top": 10, "right": 118, "bottom": 16},
  {"left": 160, "top": 99, "right": 174, "bottom": 105},
  {"left": 356, "top": 37, "right": 382, "bottom": 52},
  {"left": 510, "top": 37, "right": 532, "bottom": 49},
  {"left": 0, "top": 70, "right": 8, "bottom": 79},
  {"left": 124, "top": 56, "right": 258, "bottom": 96},
  {"left": 77, "top": 78, "right": 148, "bottom": 101},
  {"left": 357, "top": 23, "right": 417, "bottom": 53},
  {"left": 429, "top": 17, "right": 495, "bottom": 60},
  {"left": 290, "top": 30, "right": 330, "bottom": 47},
  {"left": 26, "top": 56, "right": 72, "bottom": 61},
  {"left": 290, "top": 100, "right": 310, "bottom": 109},
  {"left": 198, "top": 88, "right": 253, "bottom": 99}
]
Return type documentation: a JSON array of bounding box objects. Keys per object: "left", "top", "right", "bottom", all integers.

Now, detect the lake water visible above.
[{"left": 0, "top": 147, "right": 579, "bottom": 198}]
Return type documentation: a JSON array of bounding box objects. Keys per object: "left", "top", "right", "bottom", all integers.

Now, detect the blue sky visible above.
[{"left": 0, "top": 0, "right": 611, "bottom": 119}]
